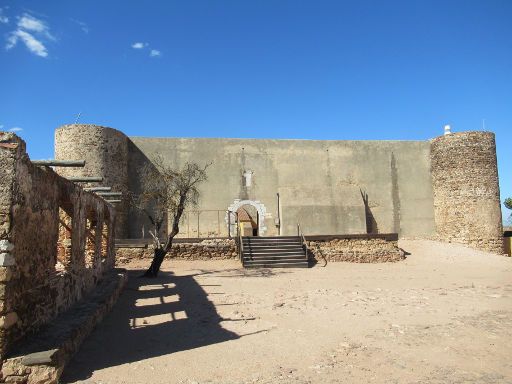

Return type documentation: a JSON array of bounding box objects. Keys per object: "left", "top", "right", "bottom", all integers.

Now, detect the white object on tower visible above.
[
  {"left": 243, "top": 170, "right": 253, "bottom": 187},
  {"left": 444, "top": 125, "right": 452, "bottom": 135}
]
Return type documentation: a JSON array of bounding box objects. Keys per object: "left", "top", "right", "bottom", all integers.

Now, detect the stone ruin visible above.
[
  {"left": 0, "top": 124, "right": 507, "bottom": 383},
  {"left": 0, "top": 132, "right": 126, "bottom": 384}
]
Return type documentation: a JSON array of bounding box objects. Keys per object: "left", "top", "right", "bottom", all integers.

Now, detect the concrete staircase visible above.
[{"left": 241, "top": 236, "right": 309, "bottom": 268}]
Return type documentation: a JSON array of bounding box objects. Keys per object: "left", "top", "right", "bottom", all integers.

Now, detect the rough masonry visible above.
[
  {"left": 0, "top": 132, "right": 123, "bottom": 384},
  {"left": 431, "top": 132, "right": 504, "bottom": 254}
]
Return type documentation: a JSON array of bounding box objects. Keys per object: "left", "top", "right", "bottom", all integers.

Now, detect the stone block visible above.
[
  {"left": 0, "top": 267, "right": 12, "bottom": 282},
  {"left": 21, "top": 349, "right": 58, "bottom": 366},
  {"left": 4, "top": 375, "right": 28, "bottom": 383},
  {"left": 0, "top": 253, "right": 15, "bottom": 266},
  {"left": 0, "top": 312, "right": 18, "bottom": 329},
  {"left": 0, "top": 240, "right": 14, "bottom": 252}
]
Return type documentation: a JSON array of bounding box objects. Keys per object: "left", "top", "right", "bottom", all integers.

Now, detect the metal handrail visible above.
[{"left": 297, "top": 223, "right": 309, "bottom": 261}]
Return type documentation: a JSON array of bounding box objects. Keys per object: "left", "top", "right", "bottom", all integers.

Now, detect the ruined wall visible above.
[
  {"left": 55, "top": 124, "right": 129, "bottom": 238},
  {"left": 0, "top": 132, "right": 116, "bottom": 360},
  {"left": 306, "top": 235, "right": 404, "bottom": 263},
  {"left": 430, "top": 132, "right": 504, "bottom": 254},
  {"left": 116, "top": 238, "right": 237, "bottom": 263}
]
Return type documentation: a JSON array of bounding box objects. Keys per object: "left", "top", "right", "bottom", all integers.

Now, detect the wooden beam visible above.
[
  {"left": 67, "top": 177, "right": 103, "bottom": 182},
  {"left": 96, "top": 192, "right": 122, "bottom": 197},
  {"left": 32, "top": 160, "right": 86, "bottom": 167},
  {"left": 84, "top": 187, "right": 112, "bottom": 192},
  {"left": 105, "top": 200, "right": 121, "bottom": 203}
]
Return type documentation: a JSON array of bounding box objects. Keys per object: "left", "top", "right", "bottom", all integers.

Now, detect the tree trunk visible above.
[
  {"left": 143, "top": 248, "right": 167, "bottom": 277},
  {"left": 142, "top": 193, "right": 185, "bottom": 277}
]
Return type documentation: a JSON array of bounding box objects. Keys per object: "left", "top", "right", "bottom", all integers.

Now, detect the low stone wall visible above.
[
  {"left": 1, "top": 270, "right": 127, "bottom": 384},
  {"left": 306, "top": 235, "right": 404, "bottom": 263},
  {"left": 116, "top": 238, "right": 237, "bottom": 263},
  {"left": 0, "top": 132, "right": 117, "bottom": 366}
]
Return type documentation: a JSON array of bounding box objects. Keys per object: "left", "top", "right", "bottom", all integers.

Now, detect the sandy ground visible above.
[{"left": 61, "top": 240, "right": 512, "bottom": 384}]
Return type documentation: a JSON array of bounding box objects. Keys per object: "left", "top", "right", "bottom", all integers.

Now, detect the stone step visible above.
[
  {"left": 243, "top": 253, "right": 306, "bottom": 260},
  {"left": 243, "top": 252, "right": 306, "bottom": 258},
  {"left": 243, "top": 242, "right": 302, "bottom": 247},
  {"left": 243, "top": 239, "right": 301, "bottom": 243},
  {"left": 243, "top": 235, "right": 300, "bottom": 238},
  {"left": 243, "top": 247, "right": 304, "bottom": 253},
  {"left": 244, "top": 261, "right": 309, "bottom": 268},
  {"left": 242, "top": 242, "right": 303, "bottom": 247}
]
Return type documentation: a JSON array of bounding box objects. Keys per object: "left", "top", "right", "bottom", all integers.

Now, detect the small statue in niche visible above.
[{"left": 243, "top": 170, "right": 253, "bottom": 187}]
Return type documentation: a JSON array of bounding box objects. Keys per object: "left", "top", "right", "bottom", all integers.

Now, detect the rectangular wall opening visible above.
[
  {"left": 85, "top": 210, "right": 98, "bottom": 269},
  {"left": 56, "top": 205, "right": 73, "bottom": 273}
]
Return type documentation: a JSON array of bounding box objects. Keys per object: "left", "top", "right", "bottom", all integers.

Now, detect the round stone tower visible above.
[
  {"left": 430, "top": 131, "right": 503, "bottom": 254},
  {"left": 54, "top": 124, "right": 129, "bottom": 238}
]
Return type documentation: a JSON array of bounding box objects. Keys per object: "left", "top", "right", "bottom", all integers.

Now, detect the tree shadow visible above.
[
  {"left": 61, "top": 268, "right": 260, "bottom": 382},
  {"left": 360, "top": 189, "right": 378, "bottom": 234}
]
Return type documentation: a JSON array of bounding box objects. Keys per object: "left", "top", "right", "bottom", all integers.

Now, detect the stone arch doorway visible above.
[{"left": 226, "top": 199, "right": 268, "bottom": 237}]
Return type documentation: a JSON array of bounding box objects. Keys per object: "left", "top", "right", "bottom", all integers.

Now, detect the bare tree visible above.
[
  {"left": 505, "top": 198, "right": 512, "bottom": 225},
  {"left": 130, "top": 155, "right": 211, "bottom": 277}
]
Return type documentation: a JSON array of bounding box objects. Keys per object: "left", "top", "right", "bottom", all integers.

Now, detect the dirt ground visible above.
[{"left": 61, "top": 240, "right": 512, "bottom": 384}]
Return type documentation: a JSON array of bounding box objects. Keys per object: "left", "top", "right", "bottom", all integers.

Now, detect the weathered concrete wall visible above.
[
  {"left": 128, "top": 137, "right": 436, "bottom": 238},
  {"left": 306, "top": 235, "right": 404, "bottom": 263},
  {"left": 431, "top": 132, "right": 504, "bottom": 254},
  {"left": 54, "top": 124, "right": 129, "bottom": 238},
  {"left": 116, "top": 239, "right": 237, "bottom": 263},
  {"left": 51, "top": 125, "right": 504, "bottom": 252},
  {"left": 0, "top": 132, "right": 116, "bottom": 361}
]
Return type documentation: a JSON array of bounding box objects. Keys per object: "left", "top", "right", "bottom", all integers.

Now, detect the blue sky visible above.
[{"left": 0, "top": 0, "right": 511, "bottom": 222}]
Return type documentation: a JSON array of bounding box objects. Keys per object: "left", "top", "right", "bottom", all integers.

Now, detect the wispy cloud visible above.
[
  {"left": 8, "top": 127, "right": 23, "bottom": 132},
  {"left": 0, "top": 7, "right": 8, "bottom": 24},
  {"left": 6, "top": 29, "right": 48, "bottom": 57},
  {"left": 131, "top": 42, "right": 162, "bottom": 58},
  {"left": 132, "top": 42, "right": 147, "bottom": 49},
  {"left": 5, "top": 13, "right": 54, "bottom": 57},
  {"left": 70, "top": 18, "right": 89, "bottom": 34},
  {"left": 18, "top": 13, "right": 54, "bottom": 40},
  {"left": 0, "top": 124, "right": 4, "bottom": 130},
  {"left": 149, "top": 49, "right": 161, "bottom": 57}
]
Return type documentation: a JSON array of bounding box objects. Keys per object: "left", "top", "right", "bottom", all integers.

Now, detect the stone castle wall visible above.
[
  {"left": 430, "top": 132, "right": 504, "bottom": 254},
  {"left": 0, "top": 132, "right": 117, "bottom": 362},
  {"left": 55, "top": 125, "right": 129, "bottom": 238},
  {"left": 55, "top": 124, "right": 505, "bottom": 255}
]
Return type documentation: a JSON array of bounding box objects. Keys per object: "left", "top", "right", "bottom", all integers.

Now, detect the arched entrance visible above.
[
  {"left": 237, "top": 206, "right": 258, "bottom": 236},
  {"left": 226, "top": 199, "right": 268, "bottom": 237}
]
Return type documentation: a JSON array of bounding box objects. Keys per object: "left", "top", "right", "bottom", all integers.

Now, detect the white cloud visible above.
[
  {"left": 149, "top": 49, "right": 161, "bottom": 57},
  {"left": 5, "top": 13, "right": 54, "bottom": 57},
  {"left": 9, "top": 127, "right": 23, "bottom": 132},
  {"left": 70, "top": 18, "right": 89, "bottom": 34},
  {"left": 18, "top": 14, "right": 54, "bottom": 40},
  {"left": 0, "top": 8, "right": 8, "bottom": 24},
  {"left": 6, "top": 29, "right": 48, "bottom": 57},
  {"left": 131, "top": 42, "right": 162, "bottom": 58},
  {"left": 132, "top": 42, "right": 147, "bottom": 49}
]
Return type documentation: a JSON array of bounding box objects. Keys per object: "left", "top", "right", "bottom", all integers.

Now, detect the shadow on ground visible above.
[{"left": 61, "top": 268, "right": 270, "bottom": 382}]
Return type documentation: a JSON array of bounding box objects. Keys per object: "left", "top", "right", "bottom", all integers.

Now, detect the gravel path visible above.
[{"left": 61, "top": 240, "right": 512, "bottom": 384}]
